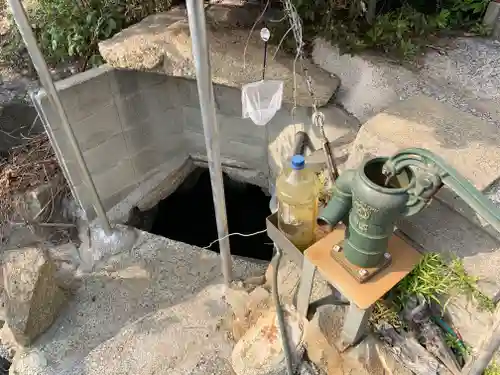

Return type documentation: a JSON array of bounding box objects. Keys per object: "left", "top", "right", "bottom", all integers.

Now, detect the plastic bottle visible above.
[{"left": 276, "top": 155, "right": 319, "bottom": 251}]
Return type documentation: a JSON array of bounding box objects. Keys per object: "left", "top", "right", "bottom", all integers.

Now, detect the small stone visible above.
[
  {"left": 10, "top": 349, "right": 48, "bottom": 375},
  {"left": 3, "top": 247, "right": 67, "bottom": 346},
  {"left": 310, "top": 304, "right": 347, "bottom": 348},
  {"left": 232, "top": 307, "right": 306, "bottom": 375},
  {"left": 345, "top": 334, "right": 413, "bottom": 375}
]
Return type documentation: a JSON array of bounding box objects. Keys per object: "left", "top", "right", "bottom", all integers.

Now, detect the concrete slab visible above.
[
  {"left": 7, "top": 229, "right": 267, "bottom": 375},
  {"left": 346, "top": 95, "right": 500, "bottom": 239},
  {"left": 346, "top": 95, "right": 500, "bottom": 191},
  {"left": 313, "top": 37, "right": 500, "bottom": 125},
  {"left": 398, "top": 199, "right": 500, "bottom": 298},
  {"left": 99, "top": 6, "right": 340, "bottom": 108}
]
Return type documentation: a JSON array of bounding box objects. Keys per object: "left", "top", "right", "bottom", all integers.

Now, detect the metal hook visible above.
[{"left": 311, "top": 111, "right": 326, "bottom": 128}]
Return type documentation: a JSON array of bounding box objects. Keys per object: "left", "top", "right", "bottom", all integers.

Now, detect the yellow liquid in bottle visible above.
[{"left": 276, "top": 156, "right": 318, "bottom": 251}]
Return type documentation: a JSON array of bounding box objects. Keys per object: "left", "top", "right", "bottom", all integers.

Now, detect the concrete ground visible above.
[
  {"left": 5, "top": 228, "right": 267, "bottom": 375},
  {"left": 5, "top": 229, "right": 405, "bottom": 375}
]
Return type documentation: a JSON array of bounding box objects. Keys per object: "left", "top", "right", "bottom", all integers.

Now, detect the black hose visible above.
[{"left": 271, "top": 246, "right": 295, "bottom": 375}]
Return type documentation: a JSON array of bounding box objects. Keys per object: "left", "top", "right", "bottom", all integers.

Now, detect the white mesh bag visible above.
[{"left": 242, "top": 80, "right": 284, "bottom": 126}]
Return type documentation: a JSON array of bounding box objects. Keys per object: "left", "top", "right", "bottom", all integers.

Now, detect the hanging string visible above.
[
  {"left": 261, "top": 27, "right": 270, "bottom": 80},
  {"left": 243, "top": 0, "right": 271, "bottom": 69}
]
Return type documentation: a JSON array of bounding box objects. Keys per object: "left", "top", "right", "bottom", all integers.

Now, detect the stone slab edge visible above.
[{"left": 345, "top": 95, "right": 500, "bottom": 241}]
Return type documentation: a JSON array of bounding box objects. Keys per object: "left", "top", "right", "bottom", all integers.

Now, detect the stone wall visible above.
[{"left": 34, "top": 65, "right": 358, "bottom": 221}]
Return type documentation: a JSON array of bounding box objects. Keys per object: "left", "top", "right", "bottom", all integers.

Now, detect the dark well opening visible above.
[
  {"left": 364, "top": 159, "right": 413, "bottom": 189},
  {"left": 149, "top": 168, "right": 273, "bottom": 261}
]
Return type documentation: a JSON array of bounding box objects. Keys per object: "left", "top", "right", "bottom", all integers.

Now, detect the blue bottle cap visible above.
[{"left": 291, "top": 155, "right": 305, "bottom": 170}]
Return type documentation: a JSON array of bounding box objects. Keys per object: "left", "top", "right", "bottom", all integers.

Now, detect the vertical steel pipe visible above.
[
  {"left": 186, "top": 0, "right": 232, "bottom": 284},
  {"left": 8, "top": 0, "right": 112, "bottom": 234}
]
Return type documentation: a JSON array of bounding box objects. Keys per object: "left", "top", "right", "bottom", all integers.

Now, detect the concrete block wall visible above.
[
  {"left": 182, "top": 81, "right": 268, "bottom": 172},
  {"left": 36, "top": 65, "right": 357, "bottom": 220},
  {"left": 35, "top": 66, "right": 188, "bottom": 219}
]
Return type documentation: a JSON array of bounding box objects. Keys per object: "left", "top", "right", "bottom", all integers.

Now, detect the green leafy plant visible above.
[
  {"left": 394, "top": 253, "right": 495, "bottom": 312},
  {"left": 32, "top": 0, "right": 125, "bottom": 67},
  {"left": 1, "top": 0, "right": 174, "bottom": 71},
  {"left": 291, "top": 0, "right": 491, "bottom": 61},
  {"left": 444, "top": 332, "right": 471, "bottom": 358},
  {"left": 371, "top": 300, "right": 404, "bottom": 328},
  {"left": 485, "top": 362, "right": 500, "bottom": 375}
]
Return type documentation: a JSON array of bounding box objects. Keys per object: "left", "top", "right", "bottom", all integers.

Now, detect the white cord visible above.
[{"left": 201, "top": 229, "right": 268, "bottom": 250}]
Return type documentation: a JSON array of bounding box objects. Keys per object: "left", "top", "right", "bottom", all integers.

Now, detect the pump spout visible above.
[
  {"left": 383, "top": 147, "right": 500, "bottom": 234},
  {"left": 317, "top": 169, "right": 355, "bottom": 229}
]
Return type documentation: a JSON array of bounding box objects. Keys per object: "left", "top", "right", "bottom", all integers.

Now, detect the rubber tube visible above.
[{"left": 271, "top": 246, "right": 294, "bottom": 375}]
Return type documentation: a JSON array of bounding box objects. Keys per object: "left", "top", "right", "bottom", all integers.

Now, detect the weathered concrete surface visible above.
[
  {"left": 346, "top": 95, "right": 500, "bottom": 190},
  {"left": 267, "top": 104, "right": 359, "bottom": 179},
  {"left": 346, "top": 95, "right": 500, "bottom": 239},
  {"left": 2, "top": 247, "right": 66, "bottom": 346},
  {"left": 225, "top": 266, "right": 385, "bottom": 375},
  {"left": 344, "top": 333, "right": 414, "bottom": 375},
  {"left": 107, "top": 156, "right": 195, "bottom": 224},
  {"left": 35, "top": 61, "right": 354, "bottom": 222},
  {"left": 231, "top": 306, "right": 306, "bottom": 375},
  {"left": 397, "top": 199, "right": 500, "bottom": 298},
  {"left": 45, "top": 285, "right": 235, "bottom": 375},
  {"left": 313, "top": 37, "right": 500, "bottom": 125},
  {"left": 98, "top": 6, "right": 340, "bottom": 108},
  {"left": 7, "top": 229, "right": 266, "bottom": 375}
]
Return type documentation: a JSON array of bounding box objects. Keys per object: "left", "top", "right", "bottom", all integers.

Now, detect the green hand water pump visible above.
[{"left": 318, "top": 148, "right": 500, "bottom": 268}]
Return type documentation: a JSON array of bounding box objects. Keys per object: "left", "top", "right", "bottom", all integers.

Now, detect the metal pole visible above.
[
  {"left": 185, "top": 0, "right": 232, "bottom": 285},
  {"left": 8, "top": 0, "right": 112, "bottom": 235}
]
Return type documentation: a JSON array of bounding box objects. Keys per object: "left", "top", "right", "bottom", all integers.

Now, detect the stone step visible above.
[
  {"left": 422, "top": 38, "right": 500, "bottom": 107},
  {"left": 345, "top": 94, "right": 500, "bottom": 242}
]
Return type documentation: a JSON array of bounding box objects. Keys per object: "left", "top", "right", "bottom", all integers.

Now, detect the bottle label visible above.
[{"left": 280, "top": 202, "right": 301, "bottom": 225}]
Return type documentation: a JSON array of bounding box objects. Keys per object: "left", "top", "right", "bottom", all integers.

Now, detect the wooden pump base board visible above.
[
  {"left": 304, "top": 225, "right": 422, "bottom": 309},
  {"left": 331, "top": 243, "right": 392, "bottom": 283}
]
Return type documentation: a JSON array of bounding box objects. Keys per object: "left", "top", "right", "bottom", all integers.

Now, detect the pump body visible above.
[{"left": 319, "top": 148, "right": 500, "bottom": 269}]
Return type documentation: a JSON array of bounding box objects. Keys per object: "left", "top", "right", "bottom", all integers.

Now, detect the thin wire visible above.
[
  {"left": 270, "top": 24, "right": 294, "bottom": 61},
  {"left": 243, "top": 0, "right": 271, "bottom": 69},
  {"left": 280, "top": 0, "right": 305, "bottom": 109},
  {"left": 201, "top": 229, "right": 267, "bottom": 250}
]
